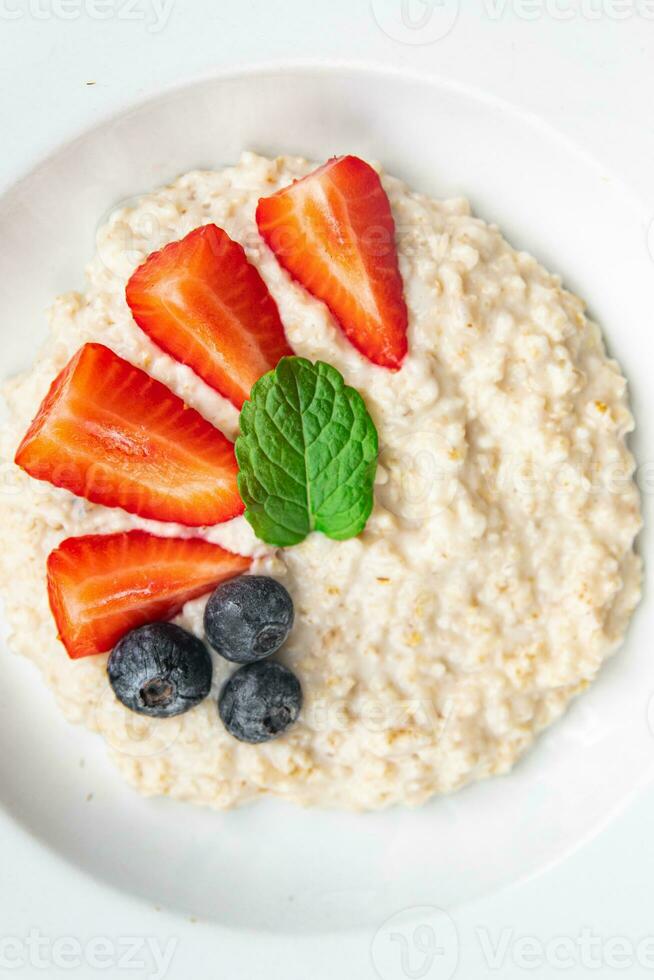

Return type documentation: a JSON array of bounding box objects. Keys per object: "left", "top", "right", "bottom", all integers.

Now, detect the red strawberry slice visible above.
[
  {"left": 125, "top": 224, "right": 293, "bottom": 409},
  {"left": 15, "top": 343, "right": 243, "bottom": 527},
  {"left": 47, "top": 530, "right": 251, "bottom": 658},
  {"left": 256, "top": 155, "right": 408, "bottom": 370}
]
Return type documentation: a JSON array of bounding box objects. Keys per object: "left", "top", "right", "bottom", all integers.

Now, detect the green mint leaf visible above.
[{"left": 236, "top": 357, "right": 378, "bottom": 547}]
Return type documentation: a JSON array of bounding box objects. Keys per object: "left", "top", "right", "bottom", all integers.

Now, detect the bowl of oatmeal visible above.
[{"left": 0, "top": 65, "right": 649, "bottom": 932}]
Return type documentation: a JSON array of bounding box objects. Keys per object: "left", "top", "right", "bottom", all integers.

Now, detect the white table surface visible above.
[{"left": 0, "top": 3, "right": 652, "bottom": 977}]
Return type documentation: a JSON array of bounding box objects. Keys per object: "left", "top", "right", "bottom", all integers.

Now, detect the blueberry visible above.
[
  {"left": 108, "top": 622, "right": 212, "bottom": 718},
  {"left": 204, "top": 575, "right": 294, "bottom": 664},
  {"left": 218, "top": 660, "right": 302, "bottom": 743}
]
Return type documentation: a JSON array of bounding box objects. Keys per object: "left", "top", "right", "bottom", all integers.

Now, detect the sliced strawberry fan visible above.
[
  {"left": 256, "top": 155, "right": 408, "bottom": 370},
  {"left": 19, "top": 158, "right": 411, "bottom": 662},
  {"left": 48, "top": 530, "right": 251, "bottom": 659},
  {"left": 126, "top": 223, "right": 293, "bottom": 410},
  {"left": 15, "top": 342, "right": 243, "bottom": 527}
]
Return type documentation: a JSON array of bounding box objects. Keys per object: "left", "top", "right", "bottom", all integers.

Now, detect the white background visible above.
[{"left": 0, "top": 2, "right": 653, "bottom": 978}]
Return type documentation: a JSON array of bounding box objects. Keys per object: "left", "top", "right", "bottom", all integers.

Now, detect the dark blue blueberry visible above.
[
  {"left": 108, "top": 622, "right": 212, "bottom": 718},
  {"left": 218, "top": 660, "right": 302, "bottom": 743},
  {"left": 204, "top": 575, "right": 294, "bottom": 664}
]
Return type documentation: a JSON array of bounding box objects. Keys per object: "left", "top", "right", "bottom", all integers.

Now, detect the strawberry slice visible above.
[
  {"left": 256, "top": 156, "right": 408, "bottom": 370},
  {"left": 47, "top": 530, "right": 251, "bottom": 658},
  {"left": 125, "top": 224, "right": 293, "bottom": 409},
  {"left": 15, "top": 343, "right": 243, "bottom": 527}
]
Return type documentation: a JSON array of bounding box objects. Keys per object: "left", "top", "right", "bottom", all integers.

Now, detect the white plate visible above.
[{"left": 0, "top": 64, "right": 650, "bottom": 935}]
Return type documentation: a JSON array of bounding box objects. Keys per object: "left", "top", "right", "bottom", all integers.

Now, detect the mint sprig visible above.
[{"left": 236, "top": 357, "right": 378, "bottom": 547}]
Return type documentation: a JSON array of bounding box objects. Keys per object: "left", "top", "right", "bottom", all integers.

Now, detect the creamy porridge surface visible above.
[{"left": 0, "top": 153, "right": 642, "bottom": 809}]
